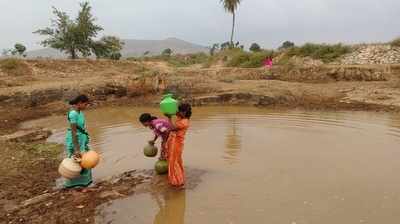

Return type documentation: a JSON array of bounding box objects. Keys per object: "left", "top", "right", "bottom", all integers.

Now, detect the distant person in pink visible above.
[{"left": 263, "top": 57, "right": 273, "bottom": 69}]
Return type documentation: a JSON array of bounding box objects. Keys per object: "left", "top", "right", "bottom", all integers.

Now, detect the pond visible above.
[{"left": 23, "top": 106, "right": 400, "bottom": 224}]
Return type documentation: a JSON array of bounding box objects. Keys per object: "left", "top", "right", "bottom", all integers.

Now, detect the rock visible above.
[{"left": 342, "top": 44, "right": 400, "bottom": 65}]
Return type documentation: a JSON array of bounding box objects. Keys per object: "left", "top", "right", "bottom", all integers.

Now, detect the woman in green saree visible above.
[{"left": 64, "top": 94, "right": 92, "bottom": 188}]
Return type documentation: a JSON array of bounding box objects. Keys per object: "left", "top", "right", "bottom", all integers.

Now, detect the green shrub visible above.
[
  {"left": 225, "top": 50, "right": 273, "bottom": 68},
  {"left": 241, "top": 52, "right": 272, "bottom": 68},
  {"left": 201, "top": 48, "right": 275, "bottom": 68},
  {"left": 391, "top": 38, "right": 400, "bottom": 47},
  {"left": 110, "top": 52, "right": 122, "bottom": 60},
  {"left": 279, "top": 41, "right": 295, "bottom": 50},
  {"left": 162, "top": 48, "right": 173, "bottom": 57},
  {"left": 227, "top": 51, "right": 251, "bottom": 67},
  {"left": 286, "top": 43, "right": 351, "bottom": 62},
  {"left": 249, "top": 43, "right": 261, "bottom": 52}
]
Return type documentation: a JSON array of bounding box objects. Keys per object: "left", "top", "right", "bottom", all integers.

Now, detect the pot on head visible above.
[{"left": 160, "top": 94, "right": 178, "bottom": 116}]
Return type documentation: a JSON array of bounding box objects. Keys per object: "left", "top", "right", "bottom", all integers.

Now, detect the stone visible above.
[{"left": 341, "top": 44, "right": 400, "bottom": 65}]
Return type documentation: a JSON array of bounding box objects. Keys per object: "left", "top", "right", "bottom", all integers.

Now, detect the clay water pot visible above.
[
  {"left": 144, "top": 144, "right": 158, "bottom": 157},
  {"left": 80, "top": 150, "right": 100, "bottom": 169},
  {"left": 155, "top": 160, "right": 168, "bottom": 175},
  {"left": 58, "top": 158, "right": 82, "bottom": 179}
]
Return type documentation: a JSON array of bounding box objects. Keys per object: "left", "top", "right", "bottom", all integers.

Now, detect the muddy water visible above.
[{"left": 23, "top": 107, "right": 400, "bottom": 223}]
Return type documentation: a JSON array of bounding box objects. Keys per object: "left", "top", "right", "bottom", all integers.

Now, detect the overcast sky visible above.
[{"left": 0, "top": 0, "right": 399, "bottom": 50}]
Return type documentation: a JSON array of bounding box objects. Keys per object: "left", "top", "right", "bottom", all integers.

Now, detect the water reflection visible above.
[
  {"left": 224, "top": 118, "right": 241, "bottom": 164},
  {"left": 152, "top": 189, "right": 186, "bottom": 224}
]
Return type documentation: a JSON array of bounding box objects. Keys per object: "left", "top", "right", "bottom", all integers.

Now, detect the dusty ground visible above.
[{"left": 1, "top": 59, "right": 400, "bottom": 223}]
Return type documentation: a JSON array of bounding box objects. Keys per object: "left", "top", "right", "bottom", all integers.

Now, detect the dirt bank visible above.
[
  {"left": 1, "top": 169, "right": 152, "bottom": 224},
  {"left": 1, "top": 59, "right": 400, "bottom": 223}
]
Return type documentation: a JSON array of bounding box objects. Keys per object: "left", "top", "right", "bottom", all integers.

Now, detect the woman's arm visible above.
[
  {"left": 70, "top": 124, "right": 81, "bottom": 158},
  {"left": 149, "top": 134, "right": 158, "bottom": 145},
  {"left": 166, "top": 116, "right": 179, "bottom": 131}
]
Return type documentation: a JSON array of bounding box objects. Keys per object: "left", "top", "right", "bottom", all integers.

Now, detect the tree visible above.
[
  {"left": 391, "top": 37, "right": 400, "bottom": 47},
  {"left": 235, "top": 41, "right": 240, "bottom": 48},
  {"left": 110, "top": 52, "right": 122, "bottom": 60},
  {"left": 210, "top": 43, "right": 219, "bottom": 56},
  {"left": 279, "top": 41, "right": 295, "bottom": 50},
  {"left": 162, "top": 48, "right": 173, "bottom": 57},
  {"left": 13, "top": 43, "right": 27, "bottom": 57},
  {"left": 1, "top": 49, "right": 11, "bottom": 57},
  {"left": 220, "top": 41, "right": 231, "bottom": 50},
  {"left": 249, "top": 43, "right": 261, "bottom": 52},
  {"left": 34, "top": 2, "right": 103, "bottom": 59},
  {"left": 220, "top": 0, "right": 242, "bottom": 46},
  {"left": 92, "top": 36, "right": 124, "bottom": 60}
]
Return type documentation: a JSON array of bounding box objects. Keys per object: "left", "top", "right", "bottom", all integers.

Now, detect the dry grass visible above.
[{"left": 0, "top": 58, "right": 33, "bottom": 76}]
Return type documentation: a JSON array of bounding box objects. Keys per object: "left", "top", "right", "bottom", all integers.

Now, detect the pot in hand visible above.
[{"left": 58, "top": 158, "right": 82, "bottom": 179}]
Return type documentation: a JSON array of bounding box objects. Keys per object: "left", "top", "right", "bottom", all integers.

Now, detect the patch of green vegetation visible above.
[
  {"left": 226, "top": 50, "right": 250, "bottom": 67},
  {"left": 241, "top": 52, "right": 273, "bottom": 68},
  {"left": 286, "top": 43, "right": 351, "bottom": 63},
  {"left": 29, "top": 143, "right": 63, "bottom": 158},
  {"left": 0, "top": 142, "right": 63, "bottom": 174},
  {"left": 224, "top": 49, "right": 274, "bottom": 68}
]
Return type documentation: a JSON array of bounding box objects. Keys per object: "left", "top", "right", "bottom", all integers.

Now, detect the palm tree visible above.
[{"left": 220, "top": 0, "right": 242, "bottom": 46}]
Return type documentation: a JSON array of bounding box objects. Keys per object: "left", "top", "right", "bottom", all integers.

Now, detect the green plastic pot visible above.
[
  {"left": 143, "top": 144, "right": 158, "bottom": 157},
  {"left": 160, "top": 94, "right": 178, "bottom": 115},
  {"left": 155, "top": 160, "right": 168, "bottom": 175}
]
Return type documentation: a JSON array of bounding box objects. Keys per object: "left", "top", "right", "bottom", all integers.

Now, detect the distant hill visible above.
[{"left": 26, "top": 38, "right": 209, "bottom": 58}]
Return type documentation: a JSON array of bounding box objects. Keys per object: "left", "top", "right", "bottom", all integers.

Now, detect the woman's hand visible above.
[
  {"left": 73, "top": 150, "right": 82, "bottom": 160},
  {"left": 148, "top": 140, "right": 155, "bottom": 145}
]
